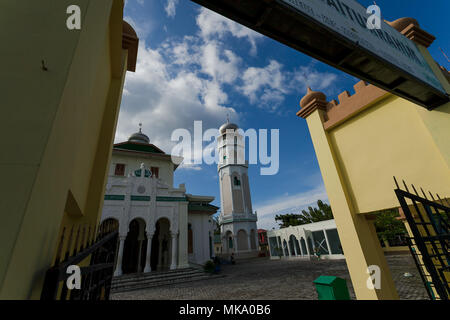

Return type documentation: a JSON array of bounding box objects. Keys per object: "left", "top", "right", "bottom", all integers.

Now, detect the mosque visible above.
[{"left": 101, "top": 125, "right": 218, "bottom": 276}]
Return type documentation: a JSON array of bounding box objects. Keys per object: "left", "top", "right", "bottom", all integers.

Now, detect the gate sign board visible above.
[
  {"left": 191, "top": 0, "right": 449, "bottom": 109},
  {"left": 280, "top": 0, "right": 444, "bottom": 94}
]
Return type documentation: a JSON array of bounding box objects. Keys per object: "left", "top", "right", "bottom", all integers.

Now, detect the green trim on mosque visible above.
[
  {"left": 131, "top": 195, "right": 151, "bottom": 201},
  {"left": 114, "top": 142, "right": 165, "bottom": 154},
  {"left": 156, "top": 196, "right": 187, "bottom": 202},
  {"left": 104, "top": 195, "right": 125, "bottom": 201},
  {"left": 188, "top": 204, "right": 219, "bottom": 212},
  {"left": 220, "top": 217, "right": 258, "bottom": 224}
]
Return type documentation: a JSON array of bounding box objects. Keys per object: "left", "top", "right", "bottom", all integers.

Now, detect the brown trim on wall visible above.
[{"left": 323, "top": 81, "right": 391, "bottom": 130}]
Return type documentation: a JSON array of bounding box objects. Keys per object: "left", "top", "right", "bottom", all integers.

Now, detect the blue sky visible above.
[{"left": 117, "top": 0, "right": 450, "bottom": 230}]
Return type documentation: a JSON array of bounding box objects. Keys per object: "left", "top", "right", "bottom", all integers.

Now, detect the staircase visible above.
[{"left": 111, "top": 267, "right": 223, "bottom": 293}]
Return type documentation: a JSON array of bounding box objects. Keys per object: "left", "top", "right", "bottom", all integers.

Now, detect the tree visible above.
[
  {"left": 274, "top": 213, "right": 303, "bottom": 228},
  {"left": 212, "top": 215, "right": 221, "bottom": 234},
  {"left": 298, "top": 200, "right": 333, "bottom": 224},
  {"left": 274, "top": 200, "right": 333, "bottom": 227},
  {"left": 374, "top": 209, "right": 407, "bottom": 242}
]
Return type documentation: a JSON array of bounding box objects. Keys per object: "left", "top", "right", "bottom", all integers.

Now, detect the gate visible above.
[
  {"left": 40, "top": 221, "right": 118, "bottom": 300},
  {"left": 394, "top": 177, "right": 450, "bottom": 300}
]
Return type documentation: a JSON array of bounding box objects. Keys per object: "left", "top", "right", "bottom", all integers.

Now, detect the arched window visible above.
[{"left": 233, "top": 176, "right": 241, "bottom": 186}]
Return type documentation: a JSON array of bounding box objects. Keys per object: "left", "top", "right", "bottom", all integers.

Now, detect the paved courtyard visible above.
[{"left": 111, "top": 254, "right": 429, "bottom": 300}]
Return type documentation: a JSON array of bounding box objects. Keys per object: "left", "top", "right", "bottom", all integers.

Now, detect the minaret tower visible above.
[{"left": 217, "top": 119, "right": 258, "bottom": 257}]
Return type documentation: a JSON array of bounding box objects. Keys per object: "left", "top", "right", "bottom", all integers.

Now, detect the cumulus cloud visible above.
[
  {"left": 118, "top": 7, "right": 340, "bottom": 169},
  {"left": 196, "top": 7, "right": 263, "bottom": 55},
  {"left": 165, "top": 0, "right": 179, "bottom": 18},
  {"left": 240, "top": 61, "right": 339, "bottom": 111}
]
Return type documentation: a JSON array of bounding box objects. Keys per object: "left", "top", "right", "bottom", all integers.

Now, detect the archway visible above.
[
  {"left": 151, "top": 218, "right": 171, "bottom": 271},
  {"left": 289, "top": 235, "right": 297, "bottom": 256},
  {"left": 237, "top": 229, "right": 248, "bottom": 251},
  {"left": 122, "top": 218, "right": 147, "bottom": 274},
  {"left": 250, "top": 229, "right": 257, "bottom": 250}
]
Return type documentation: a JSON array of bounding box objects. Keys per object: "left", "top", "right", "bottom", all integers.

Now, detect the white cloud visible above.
[
  {"left": 165, "top": 0, "right": 179, "bottom": 18},
  {"left": 116, "top": 40, "right": 237, "bottom": 164},
  {"left": 196, "top": 7, "right": 263, "bottom": 55},
  {"left": 240, "top": 61, "right": 339, "bottom": 112},
  {"left": 254, "top": 185, "right": 329, "bottom": 230}
]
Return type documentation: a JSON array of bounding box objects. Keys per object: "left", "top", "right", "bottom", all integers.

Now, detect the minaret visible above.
[{"left": 217, "top": 120, "right": 258, "bottom": 256}]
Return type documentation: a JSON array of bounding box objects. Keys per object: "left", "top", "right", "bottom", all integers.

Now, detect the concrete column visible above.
[
  {"left": 143, "top": 232, "right": 154, "bottom": 273},
  {"left": 247, "top": 235, "right": 251, "bottom": 252},
  {"left": 114, "top": 235, "right": 126, "bottom": 277},
  {"left": 170, "top": 233, "right": 178, "bottom": 270},
  {"left": 303, "top": 108, "right": 399, "bottom": 299},
  {"left": 254, "top": 232, "right": 259, "bottom": 252},
  {"left": 323, "top": 230, "right": 332, "bottom": 255},
  {"left": 293, "top": 240, "right": 299, "bottom": 256},
  {"left": 233, "top": 236, "right": 238, "bottom": 253},
  {"left": 286, "top": 239, "right": 292, "bottom": 257}
]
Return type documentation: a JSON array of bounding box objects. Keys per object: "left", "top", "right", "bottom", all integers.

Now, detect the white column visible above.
[
  {"left": 170, "top": 232, "right": 178, "bottom": 270},
  {"left": 247, "top": 235, "right": 252, "bottom": 252},
  {"left": 254, "top": 231, "right": 259, "bottom": 252},
  {"left": 114, "top": 235, "right": 126, "bottom": 277},
  {"left": 143, "top": 232, "right": 154, "bottom": 273},
  {"left": 233, "top": 235, "right": 238, "bottom": 253},
  {"left": 323, "top": 230, "right": 332, "bottom": 255},
  {"left": 293, "top": 240, "right": 298, "bottom": 256},
  {"left": 286, "top": 239, "right": 292, "bottom": 257}
]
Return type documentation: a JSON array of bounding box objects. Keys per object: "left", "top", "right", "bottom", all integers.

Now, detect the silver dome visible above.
[
  {"left": 219, "top": 122, "right": 238, "bottom": 134},
  {"left": 128, "top": 127, "right": 150, "bottom": 144}
]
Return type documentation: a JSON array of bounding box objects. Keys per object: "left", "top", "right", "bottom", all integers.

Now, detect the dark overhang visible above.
[{"left": 191, "top": 0, "right": 449, "bottom": 110}]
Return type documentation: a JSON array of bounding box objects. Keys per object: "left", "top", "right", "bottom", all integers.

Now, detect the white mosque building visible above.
[
  {"left": 217, "top": 121, "right": 259, "bottom": 258},
  {"left": 100, "top": 126, "right": 218, "bottom": 276}
]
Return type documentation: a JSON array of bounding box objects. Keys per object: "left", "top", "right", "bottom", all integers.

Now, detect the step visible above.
[
  {"left": 112, "top": 271, "right": 208, "bottom": 287},
  {"left": 111, "top": 273, "right": 225, "bottom": 293},
  {"left": 112, "top": 269, "right": 205, "bottom": 284}
]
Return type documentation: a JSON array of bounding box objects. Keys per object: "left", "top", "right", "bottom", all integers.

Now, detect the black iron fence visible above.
[
  {"left": 394, "top": 177, "right": 449, "bottom": 300},
  {"left": 40, "top": 221, "right": 118, "bottom": 300}
]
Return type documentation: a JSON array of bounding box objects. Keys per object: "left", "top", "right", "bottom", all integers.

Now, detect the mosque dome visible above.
[
  {"left": 219, "top": 121, "right": 238, "bottom": 134},
  {"left": 299, "top": 87, "right": 327, "bottom": 109},
  {"left": 128, "top": 124, "right": 150, "bottom": 144}
]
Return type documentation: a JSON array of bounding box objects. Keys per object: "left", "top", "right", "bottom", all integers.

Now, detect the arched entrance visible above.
[
  {"left": 122, "top": 218, "right": 147, "bottom": 274},
  {"left": 237, "top": 229, "right": 248, "bottom": 251},
  {"left": 225, "top": 231, "right": 233, "bottom": 253},
  {"left": 151, "top": 218, "right": 171, "bottom": 271},
  {"left": 289, "top": 235, "right": 298, "bottom": 256}
]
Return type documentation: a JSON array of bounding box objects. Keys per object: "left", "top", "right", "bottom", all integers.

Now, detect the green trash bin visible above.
[{"left": 313, "top": 276, "right": 351, "bottom": 300}]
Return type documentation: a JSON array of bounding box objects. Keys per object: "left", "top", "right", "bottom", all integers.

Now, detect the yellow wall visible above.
[
  {"left": 329, "top": 95, "right": 450, "bottom": 214},
  {"left": 0, "top": 0, "right": 129, "bottom": 299}
]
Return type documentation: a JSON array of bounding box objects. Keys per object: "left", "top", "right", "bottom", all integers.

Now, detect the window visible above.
[
  {"left": 114, "top": 163, "right": 125, "bottom": 176},
  {"left": 233, "top": 176, "right": 241, "bottom": 186},
  {"left": 150, "top": 167, "right": 159, "bottom": 178}
]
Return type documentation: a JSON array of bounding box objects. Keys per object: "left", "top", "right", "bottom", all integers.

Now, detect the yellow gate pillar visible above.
[{"left": 297, "top": 90, "right": 399, "bottom": 300}]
